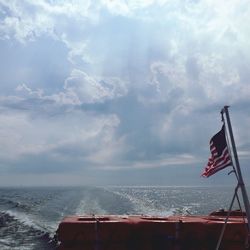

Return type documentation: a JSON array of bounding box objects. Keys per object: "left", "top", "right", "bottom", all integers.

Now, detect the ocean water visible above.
[{"left": 0, "top": 185, "right": 244, "bottom": 249}]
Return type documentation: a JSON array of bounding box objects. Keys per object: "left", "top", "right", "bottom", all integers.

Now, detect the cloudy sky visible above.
[{"left": 0, "top": 0, "right": 250, "bottom": 186}]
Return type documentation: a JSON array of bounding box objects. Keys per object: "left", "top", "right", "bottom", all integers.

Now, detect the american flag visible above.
[{"left": 202, "top": 125, "right": 232, "bottom": 177}]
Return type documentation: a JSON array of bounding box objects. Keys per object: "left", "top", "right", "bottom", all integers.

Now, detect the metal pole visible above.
[
  {"left": 215, "top": 184, "right": 239, "bottom": 250},
  {"left": 222, "top": 106, "right": 250, "bottom": 230}
]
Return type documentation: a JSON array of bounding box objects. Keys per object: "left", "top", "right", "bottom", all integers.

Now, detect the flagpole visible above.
[{"left": 222, "top": 105, "right": 250, "bottom": 230}]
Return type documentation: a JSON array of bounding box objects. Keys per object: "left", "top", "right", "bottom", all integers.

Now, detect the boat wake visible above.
[
  {"left": 0, "top": 211, "right": 57, "bottom": 250},
  {"left": 0, "top": 186, "right": 237, "bottom": 249}
]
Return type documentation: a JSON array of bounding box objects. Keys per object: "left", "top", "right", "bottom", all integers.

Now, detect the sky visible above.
[{"left": 0, "top": 0, "right": 250, "bottom": 186}]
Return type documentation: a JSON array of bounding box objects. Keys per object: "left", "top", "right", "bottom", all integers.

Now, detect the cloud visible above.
[
  {"left": 0, "top": 72, "right": 130, "bottom": 173},
  {"left": 0, "top": 1, "right": 53, "bottom": 43},
  {"left": 0, "top": 103, "right": 124, "bottom": 170},
  {"left": 63, "top": 69, "right": 128, "bottom": 104},
  {"left": 16, "top": 83, "right": 44, "bottom": 98},
  {"left": 100, "top": 153, "right": 199, "bottom": 170},
  {"left": 0, "top": 0, "right": 250, "bottom": 185},
  {"left": 15, "top": 68, "right": 128, "bottom": 106},
  {"left": 148, "top": 60, "right": 187, "bottom": 103},
  {"left": 0, "top": 0, "right": 98, "bottom": 43},
  {"left": 101, "top": 0, "right": 131, "bottom": 16}
]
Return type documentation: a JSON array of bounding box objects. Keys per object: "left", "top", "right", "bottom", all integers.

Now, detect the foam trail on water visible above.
[
  {"left": 76, "top": 198, "right": 107, "bottom": 215},
  {"left": 75, "top": 188, "right": 107, "bottom": 215},
  {"left": 0, "top": 211, "right": 57, "bottom": 250},
  {"left": 107, "top": 188, "right": 175, "bottom": 216},
  {"left": 4, "top": 210, "right": 48, "bottom": 232}
]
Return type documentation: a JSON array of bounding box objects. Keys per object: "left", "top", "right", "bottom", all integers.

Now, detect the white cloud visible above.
[
  {"left": 150, "top": 60, "right": 187, "bottom": 92},
  {"left": 0, "top": 106, "right": 122, "bottom": 166},
  {"left": 15, "top": 70, "right": 128, "bottom": 105},
  {"left": 195, "top": 54, "right": 240, "bottom": 99},
  {"left": 1, "top": 72, "right": 129, "bottom": 168},
  {"left": 100, "top": 0, "right": 171, "bottom": 16},
  {"left": 86, "top": 135, "right": 128, "bottom": 166},
  {"left": 1, "top": 0, "right": 250, "bottom": 185},
  {"left": 101, "top": 153, "right": 199, "bottom": 170},
  {"left": 101, "top": 0, "right": 131, "bottom": 16},
  {"left": 64, "top": 69, "right": 111, "bottom": 104},
  {"left": 0, "top": 0, "right": 98, "bottom": 43},
  {"left": 63, "top": 69, "right": 128, "bottom": 104},
  {"left": 0, "top": 1, "right": 55, "bottom": 43},
  {"left": 16, "top": 84, "right": 44, "bottom": 98}
]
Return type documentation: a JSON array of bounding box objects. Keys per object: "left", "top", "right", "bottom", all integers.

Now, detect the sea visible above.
[{"left": 0, "top": 185, "right": 245, "bottom": 250}]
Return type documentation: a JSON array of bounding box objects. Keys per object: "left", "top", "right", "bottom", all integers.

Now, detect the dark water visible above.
[{"left": 0, "top": 186, "right": 243, "bottom": 249}]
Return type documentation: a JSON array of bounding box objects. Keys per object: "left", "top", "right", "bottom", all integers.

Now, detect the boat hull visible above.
[{"left": 57, "top": 213, "right": 249, "bottom": 250}]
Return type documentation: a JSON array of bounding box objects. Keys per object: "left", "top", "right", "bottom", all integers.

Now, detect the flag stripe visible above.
[
  {"left": 202, "top": 125, "right": 232, "bottom": 178},
  {"left": 208, "top": 147, "right": 230, "bottom": 167},
  {"left": 202, "top": 151, "right": 231, "bottom": 177}
]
